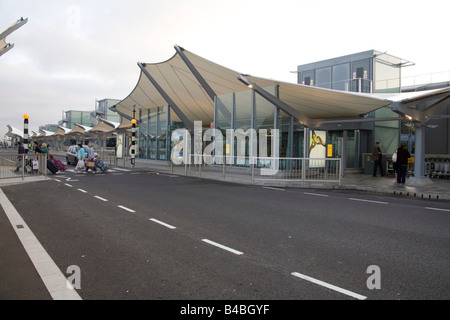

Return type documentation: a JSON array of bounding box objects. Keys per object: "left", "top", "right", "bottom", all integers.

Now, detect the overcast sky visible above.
[{"left": 1, "top": 0, "right": 449, "bottom": 138}]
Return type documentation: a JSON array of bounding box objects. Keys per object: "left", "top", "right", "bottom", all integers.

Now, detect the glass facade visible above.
[
  {"left": 138, "top": 105, "right": 184, "bottom": 161},
  {"left": 137, "top": 86, "right": 308, "bottom": 166},
  {"left": 64, "top": 110, "right": 94, "bottom": 129},
  {"left": 215, "top": 86, "right": 305, "bottom": 167}
]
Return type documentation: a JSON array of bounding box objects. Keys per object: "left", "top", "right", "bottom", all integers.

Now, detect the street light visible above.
[
  {"left": 131, "top": 105, "right": 136, "bottom": 167},
  {"left": 23, "top": 113, "right": 29, "bottom": 152}
]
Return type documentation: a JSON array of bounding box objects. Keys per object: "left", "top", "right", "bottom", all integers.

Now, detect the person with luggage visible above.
[
  {"left": 85, "top": 143, "right": 97, "bottom": 173},
  {"left": 75, "top": 144, "right": 86, "bottom": 173},
  {"left": 31, "top": 141, "right": 41, "bottom": 174}
]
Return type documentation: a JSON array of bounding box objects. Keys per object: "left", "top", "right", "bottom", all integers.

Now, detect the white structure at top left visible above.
[{"left": 0, "top": 17, "right": 28, "bottom": 57}]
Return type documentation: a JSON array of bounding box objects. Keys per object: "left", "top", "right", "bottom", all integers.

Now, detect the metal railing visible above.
[
  {"left": 0, "top": 152, "right": 48, "bottom": 180},
  {"left": 170, "top": 156, "right": 342, "bottom": 186}
]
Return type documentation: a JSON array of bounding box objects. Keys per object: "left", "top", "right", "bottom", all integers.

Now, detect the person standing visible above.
[
  {"left": 396, "top": 143, "right": 411, "bottom": 184},
  {"left": 15, "top": 141, "right": 27, "bottom": 173},
  {"left": 85, "top": 143, "right": 97, "bottom": 173},
  {"left": 41, "top": 143, "right": 49, "bottom": 158},
  {"left": 372, "top": 142, "right": 384, "bottom": 177},
  {"left": 75, "top": 144, "right": 86, "bottom": 173}
]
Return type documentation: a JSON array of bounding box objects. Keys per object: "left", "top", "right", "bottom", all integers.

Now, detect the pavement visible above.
[
  {"left": 1, "top": 157, "right": 449, "bottom": 201},
  {"left": 127, "top": 158, "right": 450, "bottom": 201}
]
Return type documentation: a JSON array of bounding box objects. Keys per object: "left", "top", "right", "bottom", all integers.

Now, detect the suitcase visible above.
[
  {"left": 52, "top": 158, "right": 66, "bottom": 172},
  {"left": 47, "top": 159, "right": 58, "bottom": 174},
  {"left": 95, "top": 159, "right": 108, "bottom": 172}
]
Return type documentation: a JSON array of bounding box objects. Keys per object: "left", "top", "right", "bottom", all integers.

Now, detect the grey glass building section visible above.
[{"left": 297, "top": 50, "right": 413, "bottom": 167}]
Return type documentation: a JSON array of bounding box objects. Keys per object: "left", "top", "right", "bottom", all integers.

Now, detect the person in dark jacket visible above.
[
  {"left": 372, "top": 142, "right": 384, "bottom": 177},
  {"left": 395, "top": 143, "right": 411, "bottom": 184},
  {"left": 15, "top": 141, "right": 27, "bottom": 173}
]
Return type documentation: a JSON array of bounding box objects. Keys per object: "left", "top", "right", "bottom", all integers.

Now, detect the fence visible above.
[
  {"left": 0, "top": 152, "right": 49, "bottom": 180},
  {"left": 170, "top": 156, "right": 342, "bottom": 186}
]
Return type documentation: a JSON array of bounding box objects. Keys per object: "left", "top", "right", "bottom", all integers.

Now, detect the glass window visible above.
[
  {"left": 332, "top": 63, "right": 350, "bottom": 91},
  {"left": 316, "top": 67, "right": 331, "bottom": 89},
  {"left": 216, "top": 93, "right": 233, "bottom": 130},
  {"left": 158, "top": 106, "right": 168, "bottom": 160},
  {"left": 234, "top": 90, "right": 252, "bottom": 131}
]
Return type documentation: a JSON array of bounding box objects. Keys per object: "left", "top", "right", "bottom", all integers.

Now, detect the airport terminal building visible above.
[
  {"left": 9, "top": 46, "right": 449, "bottom": 180},
  {"left": 110, "top": 46, "right": 450, "bottom": 179}
]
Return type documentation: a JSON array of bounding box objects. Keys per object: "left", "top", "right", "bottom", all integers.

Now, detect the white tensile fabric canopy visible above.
[{"left": 112, "top": 47, "right": 395, "bottom": 129}]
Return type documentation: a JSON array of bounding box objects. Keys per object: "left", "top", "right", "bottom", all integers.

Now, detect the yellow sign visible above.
[
  {"left": 408, "top": 157, "right": 414, "bottom": 163},
  {"left": 226, "top": 144, "right": 230, "bottom": 154},
  {"left": 327, "top": 144, "right": 333, "bottom": 157}
]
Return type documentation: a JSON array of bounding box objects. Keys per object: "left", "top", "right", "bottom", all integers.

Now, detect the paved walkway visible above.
[
  {"left": 127, "top": 159, "right": 450, "bottom": 202},
  {"left": 1, "top": 157, "right": 449, "bottom": 201}
]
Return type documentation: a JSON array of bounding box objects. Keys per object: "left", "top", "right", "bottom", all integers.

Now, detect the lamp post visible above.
[
  {"left": 23, "top": 113, "right": 29, "bottom": 152},
  {"left": 131, "top": 105, "right": 136, "bottom": 168}
]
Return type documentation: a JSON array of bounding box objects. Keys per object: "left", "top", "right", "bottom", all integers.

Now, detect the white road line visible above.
[
  {"left": 149, "top": 218, "right": 176, "bottom": 229},
  {"left": 94, "top": 196, "right": 108, "bottom": 202},
  {"left": 202, "top": 239, "right": 244, "bottom": 255},
  {"left": 426, "top": 207, "right": 450, "bottom": 212},
  {"left": 77, "top": 189, "right": 87, "bottom": 193},
  {"left": 0, "top": 189, "right": 82, "bottom": 300},
  {"left": 64, "top": 183, "right": 73, "bottom": 187},
  {"left": 54, "top": 179, "right": 61, "bottom": 183},
  {"left": 349, "top": 198, "right": 388, "bottom": 205},
  {"left": 291, "top": 272, "right": 367, "bottom": 300},
  {"left": 118, "top": 205, "right": 135, "bottom": 213},
  {"left": 113, "top": 168, "right": 131, "bottom": 172},
  {"left": 304, "top": 192, "right": 329, "bottom": 197},
  {"left": 263, "top": 187, "right": 285, "bottom": 191}
]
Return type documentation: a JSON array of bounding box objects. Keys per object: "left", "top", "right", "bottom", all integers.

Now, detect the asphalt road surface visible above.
[{"left": 1, "top": 166, "right": 449, "bottom": 301}]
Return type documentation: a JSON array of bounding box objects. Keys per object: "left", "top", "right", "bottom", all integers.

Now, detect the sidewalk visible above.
[
  {"left": 126, "top": 159, "right": 450, "bottom": 202},
  {"left": 1, "top": 156, "right": 448, "bottom": 201}
]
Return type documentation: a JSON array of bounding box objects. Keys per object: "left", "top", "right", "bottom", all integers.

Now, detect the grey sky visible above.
[{"left": 1, "top": 0, "right": 449, "bottom": 138}]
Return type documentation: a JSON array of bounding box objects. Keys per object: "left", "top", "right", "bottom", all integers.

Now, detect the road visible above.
[{"left": 1, "top": 165, "right": 449, "bottom": 301}]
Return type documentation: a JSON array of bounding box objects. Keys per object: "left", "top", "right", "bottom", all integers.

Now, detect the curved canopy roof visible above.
[
  {"left": 54, "top": 126, "right": 72, "bottom": 136},
  {"left": 70, "top": 123, "right": 93, "bottom": 134},
  {"left": 91, "top": 118, "right": 120, "bottom": 133},
  {"left": 113, "top": 48, "right": 244, "bottom": 128},
  {"left": 38, "top": 129, "right": 55, "bottom": 137},
  {"left": 6, "top": 125, "right": 23, "bottom": 139},
  {"left": 113, "top": 46, "right": 395, "bottom": 130}
]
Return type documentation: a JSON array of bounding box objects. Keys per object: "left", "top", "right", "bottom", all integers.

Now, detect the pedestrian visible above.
[
  {"left": 395, "top": 143, "right": 411, "bottom": 184},
  {"left": 31, "top": 141, "right": 41, "bottom": 173},
  {"left": 33, "top": 141, "right": 41, "bottom": 155},
  {"left": 392, "top": 148, "right": 398, "bottom": 183},
  {"left": 85, "top": 143, "right": 97, "bottom": 173},
  {"left": 75, "top": 143, "right": 86, "bottom": 172},
  {"left": 41, "top": 143, "right": 49, "bottom": 158},
  {"left": 372, "top": 142, "right": 384, "bottom": 177},
  {"left": 15, "top": 141, "right": 27, "bottom": 173}
]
